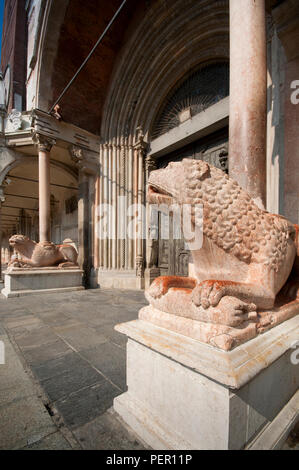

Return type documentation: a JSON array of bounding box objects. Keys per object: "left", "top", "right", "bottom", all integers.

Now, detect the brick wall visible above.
[{"left": 1, "top": 0, "right": 27, "bottom": 111}]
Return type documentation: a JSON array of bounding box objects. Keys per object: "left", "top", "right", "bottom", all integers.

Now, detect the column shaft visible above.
[
  {"left": 229, "top": 0, "right": 267, "bottom": 208},
  {"left": 36, "top": 137, "right": 55, "bottom": 241}
]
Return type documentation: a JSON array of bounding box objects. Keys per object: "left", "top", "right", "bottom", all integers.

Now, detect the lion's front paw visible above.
[
  {"left": 147, "top": 277, "right": 170, "bottom": 299},
  {"left": 8, "top": 261, "right": 21, "bottom": 268},
  {"left": 192, "top": 280, "right": 227, "bottom": 309},
  {"left": 222, "top": 298, "right": 257, "bottom": 327}
]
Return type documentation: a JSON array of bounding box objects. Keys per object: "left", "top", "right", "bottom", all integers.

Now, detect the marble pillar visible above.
[
  {"left": 70, "top": 145, "right": 98, "bottom": 288},
  {"left": 229, "top": 0, "right": 267, "bottom": 209},
  {"left": 33, "top": 134, "right": 55, "bottom": 242}
]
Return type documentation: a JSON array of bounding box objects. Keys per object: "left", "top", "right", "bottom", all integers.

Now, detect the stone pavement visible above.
[
  {"left": 0, "top": 286, "right": 297, "bottom": 450},
  {"left": 0, "top": 288, "right": 147, "bottom": 450}
]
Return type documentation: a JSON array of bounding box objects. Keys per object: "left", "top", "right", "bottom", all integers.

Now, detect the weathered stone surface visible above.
[
  {"left": 74, "top": 408, "right": 146, "bottom": 450},
  {"left": 52, "top": 324, "right": 107, "bottom": 351},
  {"left": 0, "top": 289, "right": 146, "bottom": 449},
  {"left": 0, "top": 395, "right": 57, "bottom": 450},
  {"left": 146, "top": 159, "right": 299, "bottom": 349},
  {"left": 2, "top": 267, "right": 84, "bottom": 298},
  {"left": 55, "top": 381, "right": 120, "bottom": 429},
  {"left": 19, "top": 339, "right": 71, "bottom": 366},
  {"left": 114, "top": 316, "right": 299, "bottom": 449},
  {"left": 34, "top": 354, "right": 104, "bottom": 403},
  {"left": 21, "top": 431, "right": 72, "bottom": 450},
  {"left": 80, "top": 342, "right": 126, "bottom": 391}
]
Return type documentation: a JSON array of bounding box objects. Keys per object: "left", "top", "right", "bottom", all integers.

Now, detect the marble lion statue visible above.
[
  {"left": 8, "top": 235, "right": 78, "bottom": 268},
  {"left": 146, "top": 159, "right": 299, "bottom": 329}
]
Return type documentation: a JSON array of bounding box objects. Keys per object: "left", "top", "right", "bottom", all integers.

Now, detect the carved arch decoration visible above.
[
  {"left": 151, "top": 62, "right": 229, "bottom": 139},
  {"left": 101, "top": 0, "right": 229, "bottom": 143}
]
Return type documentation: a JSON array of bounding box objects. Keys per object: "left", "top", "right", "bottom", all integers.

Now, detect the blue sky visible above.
[{"left": 0, "top": 0, "right": 4, "bottom": 60}]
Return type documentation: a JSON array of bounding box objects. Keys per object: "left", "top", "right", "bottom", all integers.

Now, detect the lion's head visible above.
[
  {"left": 148, "top": 159, "right": 210, "bottom": 205},
  {"left": 9, "top": 234, "right": 30, "bottom": 248}
]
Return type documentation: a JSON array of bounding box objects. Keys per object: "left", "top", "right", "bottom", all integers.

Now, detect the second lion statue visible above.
[{"left": 8, "top": 235, "right": 78, "bottom": 268}]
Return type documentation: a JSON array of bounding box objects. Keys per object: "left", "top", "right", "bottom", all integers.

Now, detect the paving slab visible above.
[
  {"left": 52, "top": 323, "right": 107, "bottom": 351},
  {"left": 14, "top": 326, "right": 59, "bottom": 349},
  {"left": 0, "top": 338, "right": 37, "bottom": 406},
  {"left": 80, "top": 342, "right": 127, "bottom": 391},
  {"left": 19, "top": 339, "right": 72, "bottom": 365},
  {"left": 0, "top": 288, "right": 146, "bottom": 449},
  {"left": 55, "top": 380, "right": 120, "bottom": 429},
  {"left": 35, "top": 354, "right": 105, "bottom": 402},
  {"left": 95, "top": 323, "right": 128, "bottom": 349},
  {"left": 0, "top": 395, "right": 57, "bottom": 449},
  {"left": 21, "top": 431, "right": 73, "bottom": 450},
  {"left": 74, "top": 408, "right": 146, "bottom": 450}
]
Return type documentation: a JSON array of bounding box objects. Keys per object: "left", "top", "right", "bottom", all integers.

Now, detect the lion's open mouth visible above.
[{"left": 147, "top": 185, "right": 173, "bottom": 205}]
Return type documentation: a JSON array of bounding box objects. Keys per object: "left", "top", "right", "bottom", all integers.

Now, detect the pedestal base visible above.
[
  {"left": 97, "top": 269, "right": 144, "bottom": 289},
  {"left": 1, "top": 267, "right": 84, "bottom": 298},
  {"left": 114, "top": 316, "right": 299, "bottom": 449}
]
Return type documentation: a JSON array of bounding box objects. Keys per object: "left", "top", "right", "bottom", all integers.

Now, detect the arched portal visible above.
[{"left": 95, "top": 0, "right": 229, "bottom": 288}]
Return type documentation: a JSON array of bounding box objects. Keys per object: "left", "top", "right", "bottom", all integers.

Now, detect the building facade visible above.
[{"left": 0, "top": 0, "right": 298, "bottom": 289}]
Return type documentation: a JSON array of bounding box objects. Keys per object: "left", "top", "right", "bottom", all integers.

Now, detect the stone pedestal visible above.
[
  {"left": 97, "top": 269, "right": 145, "bottom": 290},
  {"left": 114, "top": 316, "right": 299, "bottom": 450},
  {"left": 1, "top": 267, "right": 84, "bottom": 298}
]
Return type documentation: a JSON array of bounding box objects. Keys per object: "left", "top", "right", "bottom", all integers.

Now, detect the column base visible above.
[
  {"left": 1, "top": 267, "right": 84, "bottom": 298},
  {"left": 114, "top": 316, "right": 299, "bottom": 449}
]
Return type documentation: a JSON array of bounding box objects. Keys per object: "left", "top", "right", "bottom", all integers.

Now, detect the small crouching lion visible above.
[
  {"left": 8, "top": 235, "right": 78, "bottom": 269},
  {"left": 146, "top": 159, "right": 299, "bottom": 330}
]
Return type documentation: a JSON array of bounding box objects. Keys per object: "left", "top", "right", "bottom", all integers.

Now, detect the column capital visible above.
[
  {"left": 32, "top": 133, "right": 56, "bottom": 152},
  {"left": 134, "top": 126, "right": 148, "bottom": 155},
  {"left": 69, "top": 144, "right": 84, "bottom": 166},
  {"left": 145, "top": 155, "right": 157, "bottom": 173},
  {"left": 69, "top": 145, "right": 99, "bottom": 175}
]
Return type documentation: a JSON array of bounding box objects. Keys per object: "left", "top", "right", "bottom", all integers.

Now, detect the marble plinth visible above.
[
  {"left": 114, "top": 316, "right": 299, "bottom": 450},
  {"left": 1, "top": 267, "right": 84, "bottom": 298}
]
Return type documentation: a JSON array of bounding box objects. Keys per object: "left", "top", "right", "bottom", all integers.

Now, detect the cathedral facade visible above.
[{"left": 0, "top": 0, "right": 298, "bottom": 289}]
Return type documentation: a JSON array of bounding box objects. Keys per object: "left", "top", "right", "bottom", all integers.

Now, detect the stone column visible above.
[
  {"left": 134, "top": 128, "right": 147, "bottom": 287},
  {"left": 33, "top": 134, "right": 56, "bottom": 241},
  {"left": 229, "top": 0, "right": 267, "bottom": 208},
  {"left": 144, "top": 155, "right": 160, "bottom": 288},
  {"left": 70, "top": 145, "right": 99, "bottom": 288}
]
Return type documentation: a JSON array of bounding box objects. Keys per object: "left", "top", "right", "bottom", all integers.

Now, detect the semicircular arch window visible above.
[{"left": 152, "top": 62, "right": 229, "bottom": 139}]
